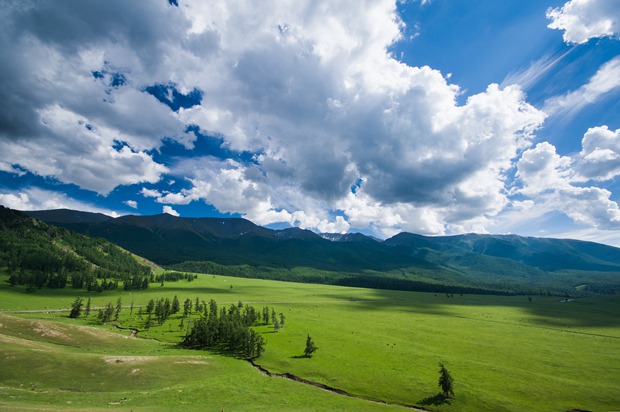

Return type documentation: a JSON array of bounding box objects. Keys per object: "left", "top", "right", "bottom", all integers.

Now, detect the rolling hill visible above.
[{"left": 22, "top": 208, "right": 620, "bottom": 294}]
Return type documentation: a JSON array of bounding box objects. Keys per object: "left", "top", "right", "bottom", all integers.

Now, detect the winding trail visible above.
[{"left": 247, "top": 359, "right": 430, "bottom": 411}]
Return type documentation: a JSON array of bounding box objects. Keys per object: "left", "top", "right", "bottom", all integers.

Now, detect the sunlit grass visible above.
[{"left": 1, "top": 272, "right": 619, "bottom": 411}]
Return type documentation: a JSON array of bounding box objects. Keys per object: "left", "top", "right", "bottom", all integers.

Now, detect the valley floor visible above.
[{"left": 1, "top": 273, "right": 619, "bottom": 411}]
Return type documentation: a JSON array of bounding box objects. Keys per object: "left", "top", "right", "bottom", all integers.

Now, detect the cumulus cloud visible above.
[
  {"left": 515, "top": 130, "right": 620, "bottom": 230},
  {"left": 162, "top": 205, "right": 180, "bottom": 217},
  {"left": 124, "top": 200, "right": 138, "bottom": 209},
  {"left": 0, "top": 188, "right": 119, "bottom": 217},
  {"left": 154, "top": 1, "right": 543, "bottom": 235},
  {"left": 0, "top": 1, "right": 187, "bottom": 194},
  {"left": 0, "top": 0, "right": 617, "bottom": 239},
  {"left": 547, "top": 0, "right": 619, "bottom": 44},
  {"left": 0, "top": 105, "right": 169, "bottom": 195},
  {"left": 515, "top": 142, "right": 573, "bottom": 196},
  {"left": 574, "top": 126, "right": 620, "bottom": 181}
]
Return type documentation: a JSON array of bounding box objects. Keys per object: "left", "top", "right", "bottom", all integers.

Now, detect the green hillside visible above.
[{"left": 0, "top": 206, "right": 154, "bottom": 292}]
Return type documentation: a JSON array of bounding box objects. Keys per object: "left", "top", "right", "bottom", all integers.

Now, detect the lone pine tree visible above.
[
  {"left": 304, "top": 334, "right": 318, "bottom": 358},
  {"left": 438, "top": 362, "right": 455, "bottom": 398}
]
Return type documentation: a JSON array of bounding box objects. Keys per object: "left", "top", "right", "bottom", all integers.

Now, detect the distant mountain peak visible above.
[
  {"left": 320, "top": 232, "right": 381, "bottom": 243},
  {"left": 24, "top": 208, "right": 113, "bottom": 224}
]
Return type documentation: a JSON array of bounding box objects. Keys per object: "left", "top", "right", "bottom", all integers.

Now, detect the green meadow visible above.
[{"left": 1, "top": 272, "right": 619, "bottom": 411}]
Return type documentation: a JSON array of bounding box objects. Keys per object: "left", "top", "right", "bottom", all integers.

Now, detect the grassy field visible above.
[{"left": 1, "top": 272, "right": 619, "bottom": 411}]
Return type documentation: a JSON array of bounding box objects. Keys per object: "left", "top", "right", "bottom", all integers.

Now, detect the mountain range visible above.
[{"left": 22, "top": 208, "right": 620, "bottom": 295}]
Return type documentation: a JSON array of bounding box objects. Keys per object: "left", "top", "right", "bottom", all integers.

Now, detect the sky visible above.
[{"left": 0, "top": 0, "right": 619, "bottom": 246}]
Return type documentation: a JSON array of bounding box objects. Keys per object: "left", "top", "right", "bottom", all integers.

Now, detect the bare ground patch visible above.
[
  {"left": 32, "top": 321, "right": 69, "bottom": 340},
  {"left": 102, "top": 356, "right": 158, "bottom": 364}
]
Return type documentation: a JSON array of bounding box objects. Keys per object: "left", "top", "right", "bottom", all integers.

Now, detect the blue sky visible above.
[{"left": 1, "top": 0, "right": 619, "bottom": 245}]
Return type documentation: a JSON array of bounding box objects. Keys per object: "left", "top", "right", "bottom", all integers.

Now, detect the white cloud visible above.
[
  {"left": 547, "top": 0, "right": 619, "bottom": 44},
  {"left": 138, "top": 1, "right": 545, "bottom": 237},
  {"left": 574, "top": 126, "right": 620, "bottom": 181},
  {"left": 516, "top": 142, "right": 573, "bottom": 196},
  {"left": 0, "top": 104, "right": 170, "bottom": 195},
  {"left": 0, "top": 0, "right": 617, "bottom": 241},
  {"left": 549, "top": 227, "right": 620, "bottom": 248},
  {"left": 124, "top": 200, "right": 138, "bottom": 209},
  {"left": 162, "top": 205, "right": 180, "bottom": 217},
  {"left": 544, "top": 57, "right": 620, "bottom": 119},
  {"left": 501, "top": 50, "right": 572, "bottom": 91},
  {"left": 514, "top": 132, "right": 620, "bottom": 231},
  {"left": 0, "top": 193, "right": 32, "bottom": 211},
  {"left": 141, "top": 188, "right": 162, "bottom": 198},
  {"left": 0, "top": 188, "right": 120, "bottom": 217},
  {"left": 317, "top": 216, "right": 350, "bottom": 234},
  {"left": 0, "top": 1, "right": 187, "bottom": 194}
]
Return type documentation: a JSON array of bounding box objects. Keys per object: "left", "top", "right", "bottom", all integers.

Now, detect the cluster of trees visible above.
[
  {"left": 155, "top": 271, "right": 197, "bottom": 284},
  {"left": 181, "top": 300, "right": 270, "bottom": 359},
  {"left": 143, "top": 296, "right": 180, "bottom": 327},
  {"left": 68, "top": 296, "right": 123, "bottom": 324}
]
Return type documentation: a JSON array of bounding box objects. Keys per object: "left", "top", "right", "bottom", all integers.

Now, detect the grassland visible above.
[{"left": 1, "top": 272, "right": 619, "bottom": 411}]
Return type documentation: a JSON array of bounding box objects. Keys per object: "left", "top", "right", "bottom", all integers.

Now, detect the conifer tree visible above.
[
  {"left": 114, "top": 297, "right": 122, "bottom": 321},
  {"left": 146, "top": 299, "right": 155, "bottom": 314},
  {"left": 69, "top": 297, "right": 83, "bottom": 318},
  {"left": 171, "top": 295, "right": 180, "bottom": 314},
  {"left": 145, "top": 313, "right": 153, "bottom": 329},
  {"left": 183, "top": 298, "right": 193, "bottom": 317},
  {"left": 304, "top": 334, "right": 318, "bottom": 358},
  {"left": 438, "top": 363, "right": 455, "bottom": 398}
]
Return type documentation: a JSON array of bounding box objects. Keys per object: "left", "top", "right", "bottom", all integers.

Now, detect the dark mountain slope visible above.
[
  {"left": 385, "top": 233, "right": 620, "bottom": 272},
  {"left": 26, "top": 210, "right": 417, "bottom": 270},
  {"left": 23, "top": 208, "right": 620, "bottom": 294},
  {"left": 26, "top": 208, "right": 112, "bottom": 224}
]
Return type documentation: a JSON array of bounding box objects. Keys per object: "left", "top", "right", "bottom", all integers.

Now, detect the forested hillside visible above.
[
  {"left": 0, "top": 206, "right": 153, "bottom": 291},
  {"left": 22, "top": 208, "right": 620, "bottom": 295}
]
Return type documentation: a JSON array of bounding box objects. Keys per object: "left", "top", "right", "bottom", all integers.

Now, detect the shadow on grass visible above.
[
  {"left": 314, "top": 289, "right": 620, "bottom": 328},
  {"left": 290, "top": 354, "right": 307, "bottom": 359},
  {"left": 419, "top": 393, "right": 451, "bottom": 406}
]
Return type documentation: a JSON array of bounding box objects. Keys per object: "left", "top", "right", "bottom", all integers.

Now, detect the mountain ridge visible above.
[{"left": 21, "top": 208, "right": 620, "bottom": 294}]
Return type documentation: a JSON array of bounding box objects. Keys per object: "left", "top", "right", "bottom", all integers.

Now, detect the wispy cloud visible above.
[
  {"left": 501, "top": 50, "right": 572, "bottom": 91},
  {"left": 543, "top": 56, "right": 620, "bottom": 119}
]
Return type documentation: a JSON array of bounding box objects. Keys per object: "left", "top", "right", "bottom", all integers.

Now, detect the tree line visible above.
[{"left": 169, "top": 260, "right": 513, "bottom": 296}]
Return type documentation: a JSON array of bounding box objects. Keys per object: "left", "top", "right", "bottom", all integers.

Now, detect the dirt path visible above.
[{"left": 248, "top": 359, "right": 430, "bottom": 411}]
